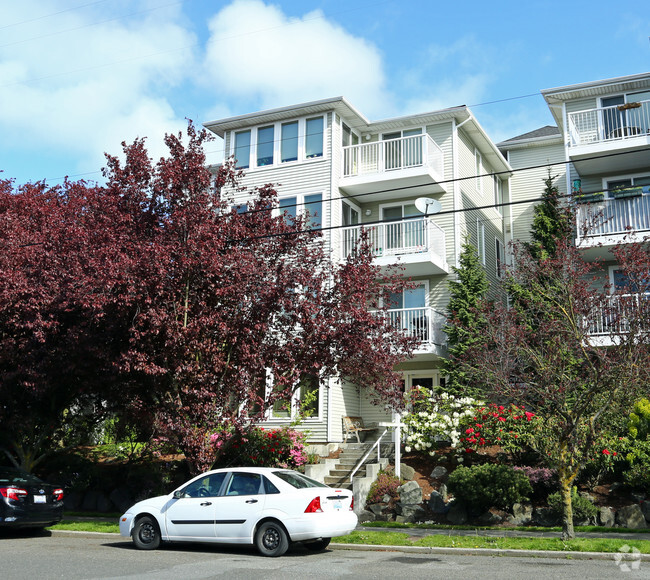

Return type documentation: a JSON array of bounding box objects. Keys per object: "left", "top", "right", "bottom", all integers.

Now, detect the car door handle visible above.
[
  {"left": 245, "top": 499, "right": 258, "bottom": 504},
  {"left": 200, "top": 502, "right": 212, "bottom": 506}
]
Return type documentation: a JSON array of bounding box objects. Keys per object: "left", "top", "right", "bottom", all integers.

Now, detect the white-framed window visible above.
[
  {"left": 601, "top": 90, "right": 650, "bottom": 138},
  {"left": 495, "top": 238, "right": 505, "bottom": 278},
  {"left": 476, "top": 219, "right": 486, "bottom": 266},
  {"left": 341, "top": 122, "right": 360, "bottom": 147},
  {"left": 278, "top": 193, "right": 323, "bottom": 229},
  {"left": 475, "top": 149, "right": 483, "bottom": 194},
  {"left": 270, "top": 373, "right": 322, "bottom": 420},
  {"left": 230, "top": 115, "right": 326, "bottom": 170},
  {"left": 608, "top": 265, "right": 650, "bottom": 294},
  {"left": 494, "top": 176, "right": 503, "bottom": 212},
  {"left": 342, "top": 199, "right": 360, "bottom": 226},
  {"left": 603, "top": 173, "right": 650, "bottom": 198}
]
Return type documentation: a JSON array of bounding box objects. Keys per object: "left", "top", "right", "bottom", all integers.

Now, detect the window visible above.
[
  {"left": 475, "top": 149, "right": 483, "bottom": 193},
  {"left": 610, "top": 266, "right": 650, "bottom": 294},
  {"left": 271, "top": 373, "right": 322, "bottom": 420},
  {"left": 231, "top": 115, "right": 325, "bottom": 169},
  {"left": 342, "top": 201, "right": 359, "bottom": 226},
  {"left": 305, "top": 117, "right": 324, "bottom": 158},
  {"left": 602, "top": 91, "right": 650, "bottom": 137},
  {"left": 179, "top": 472, "right": 227, "bottom": 498},
  {"left": 605, "top": 174, "right": 650, "bottom": 198},
  {"left": 281, "top": 121, "right": 299, "bottom": 163},
  {"left": 383, "top": 128, "right": 422, "bottom": 170},
  {"left": 342, "top": 123, "right": 359, "bottom": 147},
  {"left": 495, "top": 238, "right": 504, "bottom": 278},
  {"left": 494, "top": 176, "right": 503, "bottom": 211},
  {"left": 257, "top": 125, "right": 274, "bottom": 166},
  {"left": 381, "top": 203, "right": 422, "bottom": 251},
  {"left": 234, "top": 130, "right": 251, "bottom": 169},
  {"left": 476, "top": 219, "right": 485, "bottom": 265},
  {"left": 273, "top": 471, "right": 327, "bottom": 489},
  {"left": 225, "top": 472, "right": 262, "bottom": 496},
  {"left": 278, "top": 194, "right": 322, "bottom": 229}
]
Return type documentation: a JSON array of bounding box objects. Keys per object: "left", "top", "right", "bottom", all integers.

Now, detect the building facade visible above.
[{"left": 204, "top": 97, "right": 512, "bottom": 443}]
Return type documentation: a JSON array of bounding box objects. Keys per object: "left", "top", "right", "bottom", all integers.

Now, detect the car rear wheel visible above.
[
  {"left": 132, "top": 516, "right": 161, "bottom": 550},
  {"left": 255, "top": 521, "right": 289, "bottom": 557},
  {"left": 303, "top": 537, "right": 331, "bottom": 551}
]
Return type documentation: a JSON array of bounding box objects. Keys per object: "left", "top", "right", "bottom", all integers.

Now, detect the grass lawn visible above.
[{"left": 47, "top": 519, "right": 650, "bottom": 554}]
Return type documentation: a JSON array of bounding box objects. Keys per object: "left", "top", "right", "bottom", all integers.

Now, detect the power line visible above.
[{"left": 0, "top": 0, "right": 111, "bottom": 31}]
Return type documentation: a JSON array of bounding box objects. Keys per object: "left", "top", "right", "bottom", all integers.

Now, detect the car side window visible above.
[
  {"left": 225, "top": 472, "right": 263, "bottom": 496},
  {"left": 180, "top": 473, "right": 226, "bottom": 498},
  {"left": 262, "top": 475, "right": 280, "bottom": 494}
]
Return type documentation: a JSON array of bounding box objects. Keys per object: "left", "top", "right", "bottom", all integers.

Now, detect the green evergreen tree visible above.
[
  {"left": 443, "top": 239, "right": 490, "bottom": 397},
  {"left": 525, "top": 171, "right": 572, "bottom": 261}
]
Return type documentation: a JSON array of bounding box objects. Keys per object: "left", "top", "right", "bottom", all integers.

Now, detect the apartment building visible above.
[
  {"left": 500, "top": 72, "right": 650, "bottom": 343},
  {"left": 204, "top": 98, "right": 511, "bottom": 443}
]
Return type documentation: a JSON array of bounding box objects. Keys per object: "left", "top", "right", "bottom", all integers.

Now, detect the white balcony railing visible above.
[
  {"left": 576, "top": 192, "right": 650, "bottom": 239},
  {"left": 567, "top": 99, "right": 650, "bottom": 147},
  {"left": 341, "top": 217, "right": 445, "bottom": 260},
  {"left": 342, "top": 134, "right": 443, "bottom": 178},
  {"left": 589, "top": 293, "right": 650, "bottom": 336},
  {"left": 387, "top": 306, "right": 447, "bottom": 346}
]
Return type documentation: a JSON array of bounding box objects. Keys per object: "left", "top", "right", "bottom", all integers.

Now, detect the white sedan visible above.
[{"left": 119, "top": 467, "right": 357, "bottom": 557}]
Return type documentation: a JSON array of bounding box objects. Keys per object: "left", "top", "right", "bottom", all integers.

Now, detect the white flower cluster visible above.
[{"left": 403, "top": 390, "right": 482, "bottom": 456}]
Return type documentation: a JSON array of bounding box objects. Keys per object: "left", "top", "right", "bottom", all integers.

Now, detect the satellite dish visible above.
[{"left": 414, "top": 197, "right": 441, "bottom": 216}]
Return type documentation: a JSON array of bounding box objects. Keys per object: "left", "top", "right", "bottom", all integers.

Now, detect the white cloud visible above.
[
  {"left": 202, "top": 0, "right": 390, "bottom": 117},
  {"left": 0, "top": 0, "right": 196, "bottom": 178}
]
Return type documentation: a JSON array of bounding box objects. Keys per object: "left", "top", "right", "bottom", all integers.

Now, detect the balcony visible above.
[
  {"left": 576, "top": 189, "right": 650, "bottom": 249},
  {"left": 341, "top": 217, "right": 448, "bottom": 276},
  {"left": 340, "top": 134, "right": 445, "bottom": 201},
  {"left": 387, "top": 306, "right": 447, "bottom": 357},
  {"left": 588, "top": 293, "right": 649, "bottom": 342},
  {"left": 566, "top": 100, "right": 650, "bottom": 174}
]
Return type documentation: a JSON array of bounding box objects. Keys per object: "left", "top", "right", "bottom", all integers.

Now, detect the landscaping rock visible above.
[
  {"left": 399, "top": 464, "right": 416, "bottom": 481},
  {"left": 642, "top": 501, "right": 650, "bottom": 522},
  {"left": 428, "top": 490, "right": 447, "bottom": 514},
  {"left": 367, "top": 503, "right": 385, "bottom": 516},
  {"left": 81, "top": 490, "right": 101, "bottom": 512},
  {"left": 477, "top": 510, "right": 503, "bottom": 525},
  {"left": 446, "top": 502, "right": 467, "bottom": 525},
  {"left": 599, "top": 506, "right": 615, "bottom": 528},
  {"left": 430, "top": 466, "right": 448, "bottom": 480},
  {"left": 382, "top": 494, "right": 391, "bottom": 503},
  {"left": 438, "top": 483, "right": 448, "bottom": 502},
  {"left": 616, "top": 504, "right": 647, "bottom": 529},
  {"left": 63, "top": 491, "right": 82, "bottom": 511},
  {"left": 96, "top": 493, "right": 114, "bottom": 513},
  {"left": 397, "top": 480, "right": 422, "bottom": 505},
  {"left": 533, "top": 507, "right": 558, "bottom": 527},
  {"left": 508, "top": 503, "right": 533, "bottom": 526},
  {"left": 395, "top": 503, "right": 428, "bottom": 521},
  {"left": 358, "top": 510, "right": 376, "bottom": 524}
]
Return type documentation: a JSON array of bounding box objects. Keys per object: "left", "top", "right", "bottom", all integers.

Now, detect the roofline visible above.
[
  {"left": 497, "top": 133, "right": 564, "bottom": 150},
  {"left": 542, "top": 72, "right": 650, "bottom": 102}
]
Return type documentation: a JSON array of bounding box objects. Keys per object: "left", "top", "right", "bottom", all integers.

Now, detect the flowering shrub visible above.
[
  {"left": 460, "top": 403, "right": 540, "bottom": 456},
  {"left": 403, "top": 389, "right": 482, "bottom": 455},
  {"left": 513, "top": 466, "right": 557, "bottom": 498},
  {"left": 212, "top": 426, "right": 309, "bottom": 469},
  {"left": 366, "top": 467, "right": 404, "bottom": 504}
]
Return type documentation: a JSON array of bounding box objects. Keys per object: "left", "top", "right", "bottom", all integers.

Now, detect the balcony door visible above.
[
  {"left": 387, "top": 283, "right": 428, "bottom": 340},
  {"left": 383, "top": 128, "right": 422, "bottom": 170},
  {"left": 602, "top": 96, "right": 626, "bottom": 139},
  {"left": 382, "top": 204, "right": 422, "bottom": 253}
]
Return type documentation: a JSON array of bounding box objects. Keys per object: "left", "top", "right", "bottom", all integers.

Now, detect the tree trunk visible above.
[{"left": 558, "top": 442, "right": 577, "bottom": 541}]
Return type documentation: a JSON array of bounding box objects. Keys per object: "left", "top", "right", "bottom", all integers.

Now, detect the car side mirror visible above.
[{"left": 173, "top": 490, "right": 183, "bottom": 499}]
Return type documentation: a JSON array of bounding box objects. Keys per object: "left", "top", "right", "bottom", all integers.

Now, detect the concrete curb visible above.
[{"left": 330, "top": 542, "right": 650, "bottom": 562}]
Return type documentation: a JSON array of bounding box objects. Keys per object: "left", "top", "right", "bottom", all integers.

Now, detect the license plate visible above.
[
  {"left": 333, "top": 501, "right": 342, "bottom": 510},
  {"left": 33, "top": 495, "right": 46, "bottom": 504}
]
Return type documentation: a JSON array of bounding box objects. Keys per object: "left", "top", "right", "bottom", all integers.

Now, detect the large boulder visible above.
[
  {"left": 599, "top": 506, "right": 615, "bottom": 528},
  {"left": 397, "top": 480, "right": 422, "bottom": 505},
  {"left": 358, "top": 510, "right": 376, "bottom": 524},
  {"left": 616, "top": 505, "right": 647, "bottom": 529},
  {"left": 428, "top": 490, "right": 447, "bottom": 514},
  {"left": 399, "top": 464, "right": 416, "bottom": 481},
  {"left": 430, "top": 466, "right": 448, "bottom": 480},
  {"left": 508, "top": 503, "right": 533, "bottom": 526}
]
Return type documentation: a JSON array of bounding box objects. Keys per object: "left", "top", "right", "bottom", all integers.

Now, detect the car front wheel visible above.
[
  {"left": 132, "top": 516, "right": 161, "bottom": 550},
  {"left": 255, "top": 521, "right": 289, "bottom": 557}
]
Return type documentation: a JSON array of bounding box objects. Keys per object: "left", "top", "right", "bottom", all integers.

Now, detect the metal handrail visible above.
[{"left": 349, "top": 428, "right": 389, "bottom": 482}]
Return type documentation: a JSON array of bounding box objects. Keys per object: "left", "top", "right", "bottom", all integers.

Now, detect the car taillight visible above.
[
  {"left": 304, "top": 496, "right": 323, "bottom": 513},
  {"left": 53, "top": 488, "right": 64, "bottom": 502},
  {"left": 0, "top": 487, "right": 28, "bottom": 501},
  {"left": 350, "top": 496, "right": 354, "bottom": 511}
]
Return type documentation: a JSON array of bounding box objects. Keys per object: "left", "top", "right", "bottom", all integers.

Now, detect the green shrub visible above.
[
  {"left": 366, "top": 468, "right": 404, "bottom": 505},
  {"left": 547, "top": 487, "right": 598, "bottom": 523},
  {"left": 447, "top": 464, "right": 532, "bottom": 512}
]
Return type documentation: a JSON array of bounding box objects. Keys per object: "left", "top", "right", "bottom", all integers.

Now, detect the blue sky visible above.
[{"left": 1, "top": 0, "right": 649, "bottom": 185}]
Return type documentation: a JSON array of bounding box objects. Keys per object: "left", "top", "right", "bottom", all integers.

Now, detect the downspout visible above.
[
  {"left": 327, "top": 112, "right": 336, "bottom": 444},
  {"left": 562, "top": 102, "right": 572, "bottom": 196}
]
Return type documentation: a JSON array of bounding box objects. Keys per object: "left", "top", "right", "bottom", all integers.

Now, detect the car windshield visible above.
[
  {"left": 273, "top": 470, "right": 328, "bottom": 489},
  {"left": 0, "top": 467, "right": 44, "bottom": 485}
]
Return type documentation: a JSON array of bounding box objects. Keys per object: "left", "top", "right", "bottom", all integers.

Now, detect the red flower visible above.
[
  {"left": 465, "top": 427, "right": 475, "bottom": 434},
  {"left": 525, "top": 411, "right": 535, "bottom": 421},
  {"left": 602, "top": 449, "right": 611, "bottom": 455},
  {"left": 497, "top": 416, "right": 506, "bottom": 422}
]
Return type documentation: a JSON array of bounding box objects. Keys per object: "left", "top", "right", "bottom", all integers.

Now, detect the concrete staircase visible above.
[{"left": 322, "top": 436, "right": 394, "bottom": 490}]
